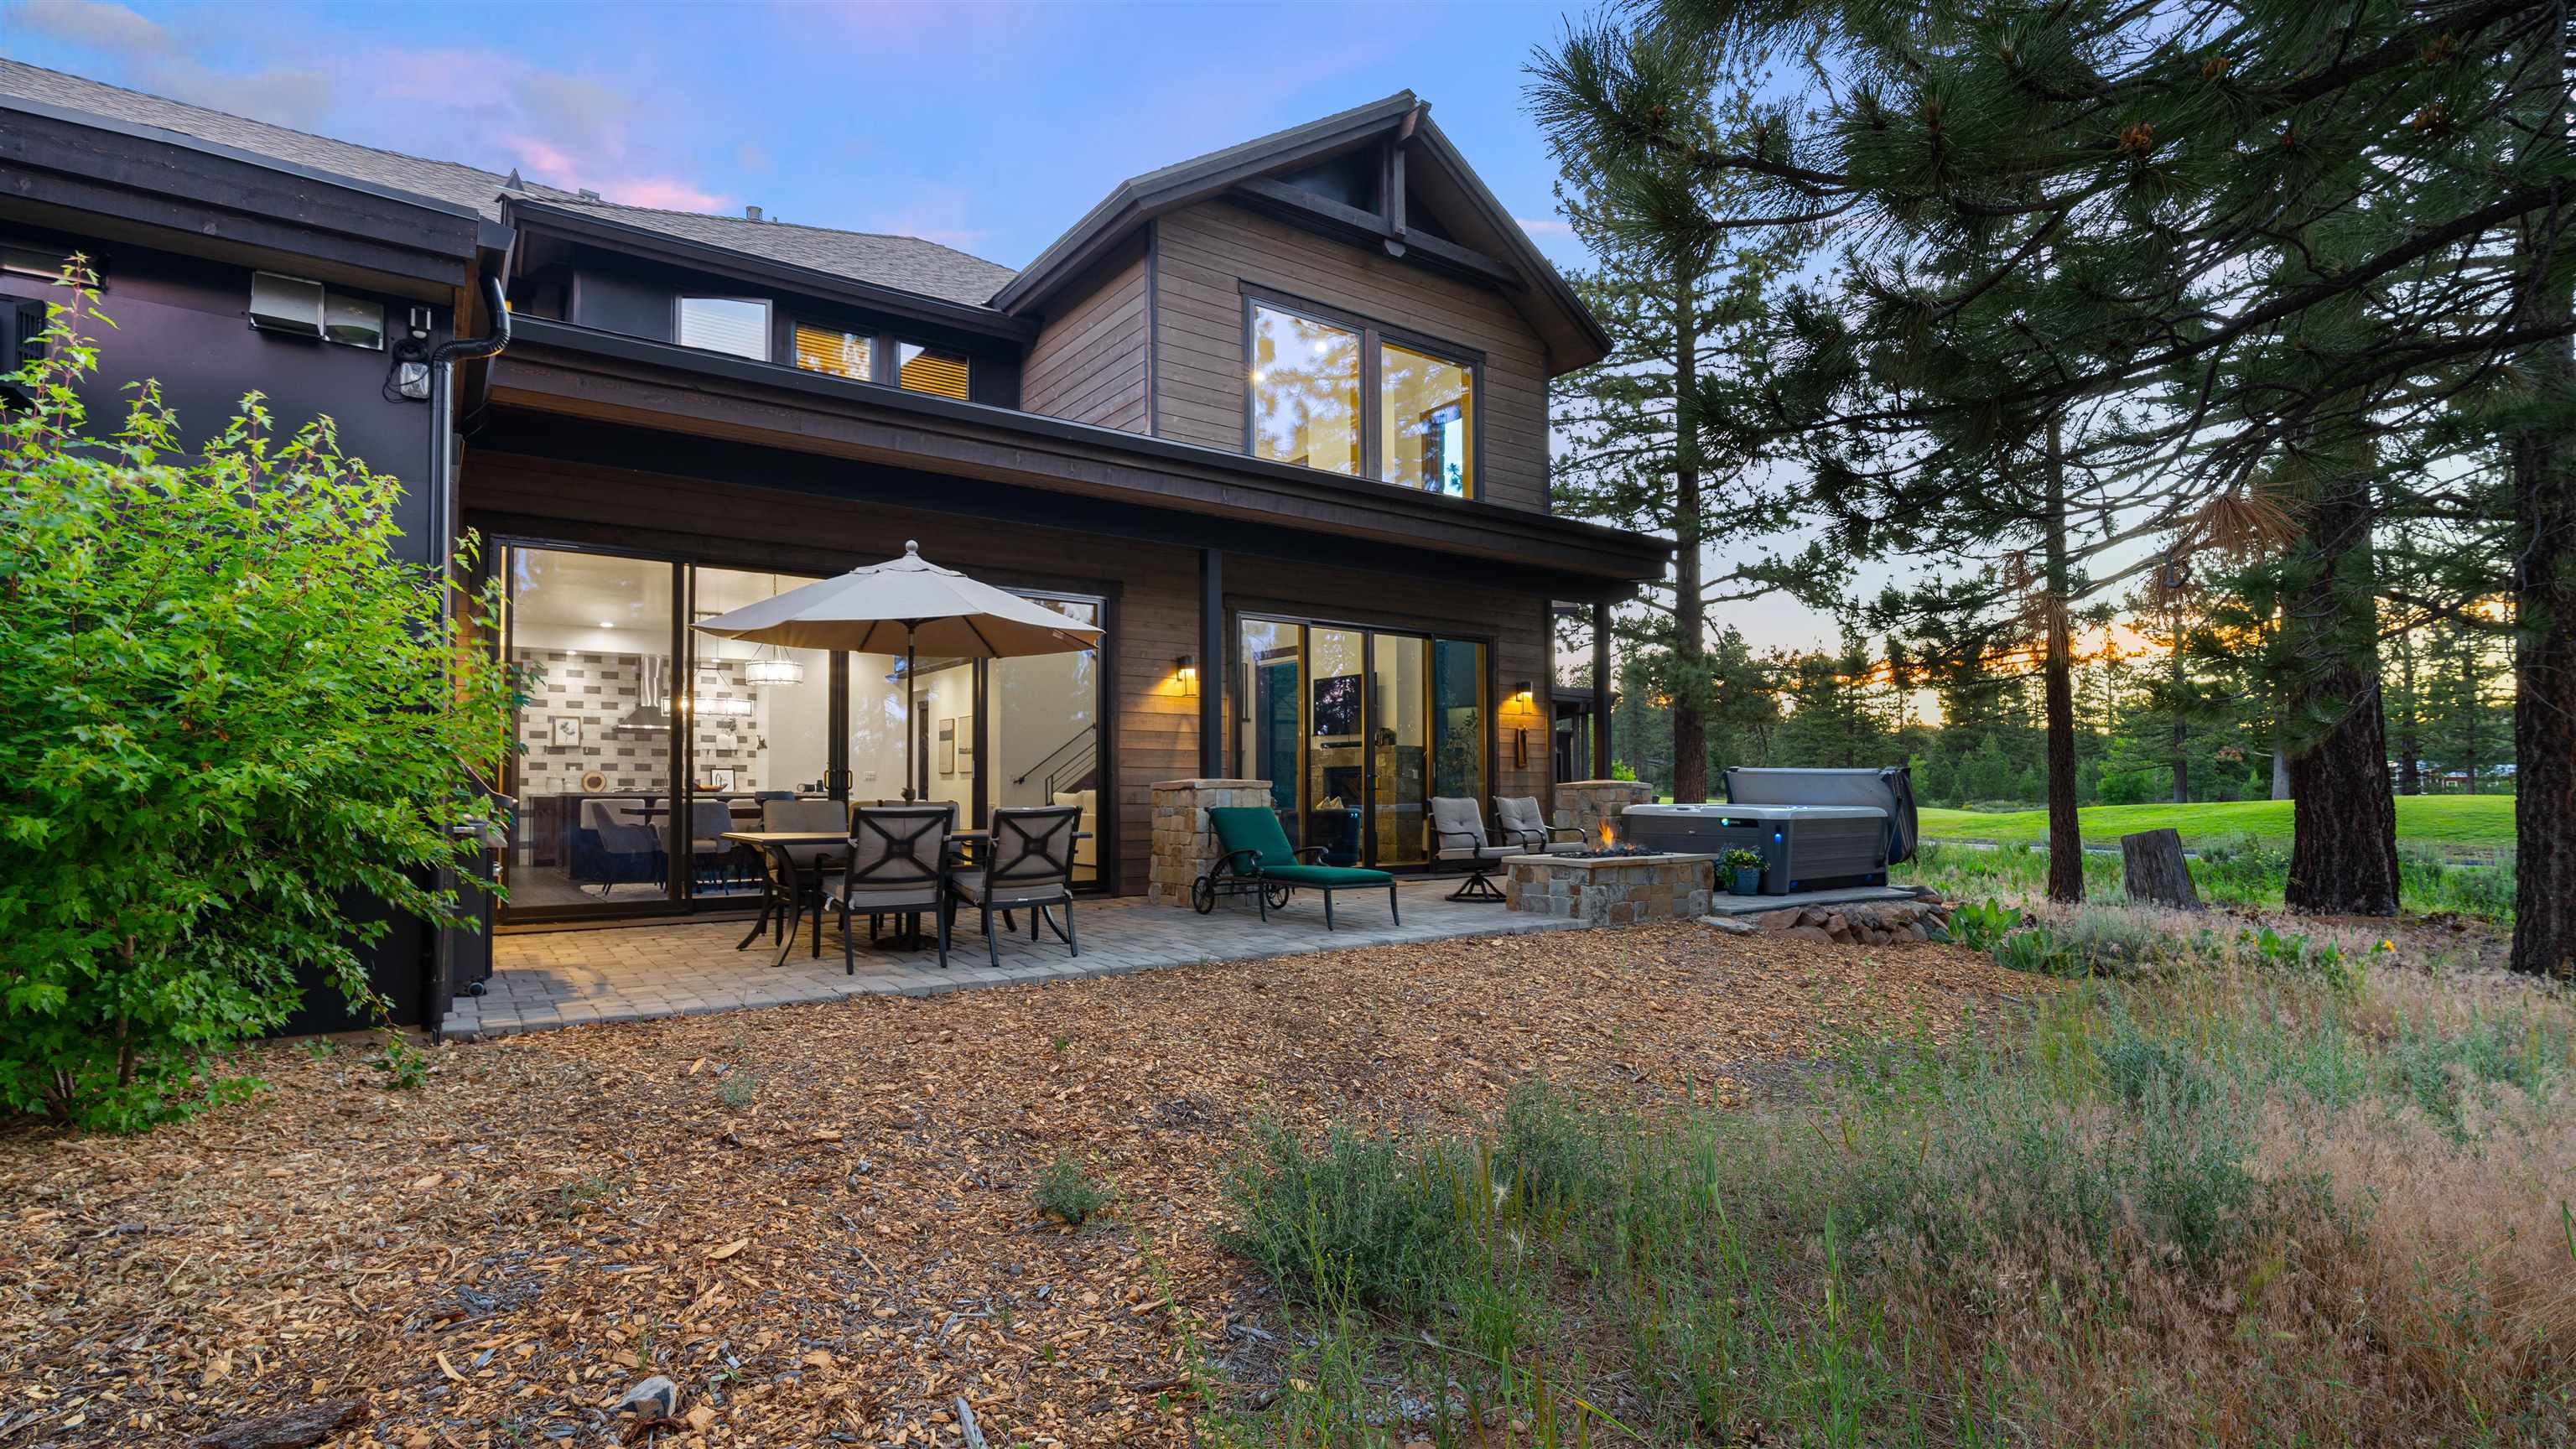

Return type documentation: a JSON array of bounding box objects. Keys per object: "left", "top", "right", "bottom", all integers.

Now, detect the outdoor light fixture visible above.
[
  {"left": 1514, "top": 679, "right": 1534, "bottom": 700},
  {"left": 742, "top": 648, "right": 806, "bottom": 685},
  {"left": 1176, "top": 654, "right": 1198, "bottom": 696}
]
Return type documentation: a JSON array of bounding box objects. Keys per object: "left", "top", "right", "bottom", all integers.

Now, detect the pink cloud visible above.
[{"left": 600, "top": 177, "right": 731, "bottom": 211}]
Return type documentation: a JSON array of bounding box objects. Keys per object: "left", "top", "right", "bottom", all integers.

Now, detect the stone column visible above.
[
  {"left": 1554, "top": 779, "right": 1653, "bottom": 840},
  {"left": 1148, "top": 779, "right": 1273, "bottom": 907}
]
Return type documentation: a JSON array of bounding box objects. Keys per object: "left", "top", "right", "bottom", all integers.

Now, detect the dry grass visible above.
[{"left": 0, "top": 922, "right": 2030, "bottom": 1447}]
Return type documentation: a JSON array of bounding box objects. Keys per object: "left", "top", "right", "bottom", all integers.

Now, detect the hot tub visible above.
[{"left": 1619, "top": 803, "right": 1888, "bottom": 896}]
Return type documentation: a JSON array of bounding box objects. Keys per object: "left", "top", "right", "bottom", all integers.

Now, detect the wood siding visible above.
[
  {"left": 1152, "top": 200, "right": 1554, "bottom": 515},
  {"left": 1020, "top": 238, "right": 1149, "bottom": 434},
  {"left": 463, "top": 454, "right": 1561, "bottom": 894}
]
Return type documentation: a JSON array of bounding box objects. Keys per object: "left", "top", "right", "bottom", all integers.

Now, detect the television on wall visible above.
[{"left": 1311, "top": 673, "right": 1361, "bottom": 738}]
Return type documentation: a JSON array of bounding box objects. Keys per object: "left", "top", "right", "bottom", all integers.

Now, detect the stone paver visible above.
[{"left": 443, "top": 881, "right": 1588, "bottom": 1040}]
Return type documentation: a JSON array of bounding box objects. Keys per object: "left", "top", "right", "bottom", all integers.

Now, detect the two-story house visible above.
[{"left": 0, "top": 62, "right": 1665, "bottom": 1026}]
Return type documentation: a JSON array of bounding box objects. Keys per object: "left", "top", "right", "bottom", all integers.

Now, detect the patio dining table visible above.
[{"left": 721, "top": 828, "right": 1087, "bottom": 968}]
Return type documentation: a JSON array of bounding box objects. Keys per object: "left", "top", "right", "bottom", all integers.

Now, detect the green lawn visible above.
[{"left": 1916, "top": 796, "right": 2516, "bottom": 854}]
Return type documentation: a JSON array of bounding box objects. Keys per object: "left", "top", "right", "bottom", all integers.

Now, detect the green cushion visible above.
[
  {"left": 1259, "top": 864, "right": 1394, "bottom": 887},
  {"left": 1208, "top": 806, "right": 1298, "bottom": 867}
]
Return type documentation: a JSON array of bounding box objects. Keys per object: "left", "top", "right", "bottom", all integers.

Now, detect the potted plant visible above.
[{"left": 1720, "top": 848, "right": 1765, "bottom": 896}]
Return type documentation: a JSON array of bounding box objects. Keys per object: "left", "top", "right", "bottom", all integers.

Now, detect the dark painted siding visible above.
[{"left": 0, "top": 227, "right": 450, "bottom": 1029}]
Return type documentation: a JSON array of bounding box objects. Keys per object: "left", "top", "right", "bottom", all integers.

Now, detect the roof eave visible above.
[
  {"left": 990, "top": 90, "right": 1422, "bottom": 315},
  {"left": 506, "top": 198, "right": 1036, "bottom": 342}
]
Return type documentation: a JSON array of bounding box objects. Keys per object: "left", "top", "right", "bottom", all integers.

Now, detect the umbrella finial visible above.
[{"left": 904, "top": 539, "right": 920, "bottom": 557}]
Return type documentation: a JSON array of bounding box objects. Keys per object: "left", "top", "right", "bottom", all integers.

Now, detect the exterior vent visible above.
[{"left": 248, "top": 272, "right": 325, "bottom": 338}]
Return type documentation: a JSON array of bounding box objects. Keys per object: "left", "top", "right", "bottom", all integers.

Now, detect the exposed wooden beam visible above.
[{"left": 1231, "top": 177, "right": 1519, "bottom": 288}]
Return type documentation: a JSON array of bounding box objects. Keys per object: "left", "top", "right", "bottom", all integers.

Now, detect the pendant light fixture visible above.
[{"left": 740, "top": 575, "right": 807, "bottom": 683}]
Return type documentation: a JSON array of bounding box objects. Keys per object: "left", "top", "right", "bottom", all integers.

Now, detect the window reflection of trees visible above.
[{"left": 1251, "top": 307, "right": 1361, "bottom": 475}]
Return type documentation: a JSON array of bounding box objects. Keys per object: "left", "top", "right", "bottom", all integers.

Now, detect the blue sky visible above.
[
  {"left": 3, "top": 0, "right": 1874, "bottom": 657},
  {"left": 2, "top": 0, "right": 1593, "bottom": 274}
]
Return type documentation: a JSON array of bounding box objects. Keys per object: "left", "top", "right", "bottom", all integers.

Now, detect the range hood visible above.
[{"left": 613, "top": 656, "right": 674, "bottom": 732}]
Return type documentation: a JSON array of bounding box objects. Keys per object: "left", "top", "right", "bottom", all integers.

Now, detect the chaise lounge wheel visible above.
[
  {"left": 1191, "top": 876, "right": 1217, "bottom": 914},
  {"left": 1265, "top": 884, "right": 1292, "bottom": 911}
]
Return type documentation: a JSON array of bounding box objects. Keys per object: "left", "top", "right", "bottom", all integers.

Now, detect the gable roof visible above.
[
  {"left": 993, "top": 91, "right": 1609, "bottom": 371},
  {"left": 0, "top": 58, "right": 1015, "bottom": 305}
]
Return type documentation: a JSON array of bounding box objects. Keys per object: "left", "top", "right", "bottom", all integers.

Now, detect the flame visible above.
[{"left": 1599, "top": 819, "right": 1616, "bottom": 849}]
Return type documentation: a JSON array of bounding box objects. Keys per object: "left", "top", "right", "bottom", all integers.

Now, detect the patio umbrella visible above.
[{"left": 691, "top": 541, "right": 1104, "bottom": 801}]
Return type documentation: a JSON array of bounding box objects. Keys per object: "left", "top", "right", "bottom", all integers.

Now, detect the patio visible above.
[{"left": 443, "top": 877, "right": 1589, "bottom": 1039}]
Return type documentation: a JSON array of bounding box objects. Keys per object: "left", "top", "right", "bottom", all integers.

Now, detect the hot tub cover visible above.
[{"left": 1722, "top": 766, "right": 1918, "bottom": 864}]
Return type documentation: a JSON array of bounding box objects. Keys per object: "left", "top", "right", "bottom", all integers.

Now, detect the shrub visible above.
[
  {"left": 1220, "top": 1119, "right": 1468, "bottom": 1311},
  {"left": 1949, "top": 896, "right": 2019, "bottom": 951},
  {"left": 1034, "top": 1151, "right": 1112, "bottom": 1225},
  {"left": 0, "top": 272, "right": 514, "bottom": 1130}
]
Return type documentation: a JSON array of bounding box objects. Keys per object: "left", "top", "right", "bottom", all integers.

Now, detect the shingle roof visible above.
[
  {"left": 0, "top": 59, "right": 1015, "bottom": 307},
  {"left": 525, "top": 198, "right": 1015, "bottom": 307}
]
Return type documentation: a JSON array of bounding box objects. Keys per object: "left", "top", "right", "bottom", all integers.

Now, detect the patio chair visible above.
[
  {"left": 756, "top": 797, "right": 849, "bottom": 959},
  {"left": 688, "top": 797, "right": 743, "bottom": 892},
  {"left": 946, "top": 803, "right": 1083, "bottom": 968},
  {"left": 1196, "top": 806, "right": 1398, "bottom": 931},
  {"left": 1429, "top": 796, "right": 1515, "bottom": 901},
  {"left": 826, "top": 804, "right": 952, "bottom": 972},
  {"left": 571, "top": 797, "right": 664, "bottom": 896},
  {"left": 1495, "top": 797, "right": 1584, "bottom": 855}
]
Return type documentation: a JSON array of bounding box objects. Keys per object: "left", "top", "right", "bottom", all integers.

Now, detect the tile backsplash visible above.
[{"left": 512, "top": 649, "right": 766, "bottom": 796}]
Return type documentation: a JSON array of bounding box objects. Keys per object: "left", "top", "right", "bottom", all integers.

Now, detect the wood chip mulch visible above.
[{"left": 0, "top": 920, "right": 2038, "bottom": 1448}]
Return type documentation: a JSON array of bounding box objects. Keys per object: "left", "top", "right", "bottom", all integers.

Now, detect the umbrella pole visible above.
[{"left": 904, "top": 634, "right": 918, "bottom": 802}]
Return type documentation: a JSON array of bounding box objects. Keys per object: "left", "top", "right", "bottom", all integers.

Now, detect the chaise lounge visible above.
[{"left": 1194, "top": 806, "right": 1400, "bottom": 930}]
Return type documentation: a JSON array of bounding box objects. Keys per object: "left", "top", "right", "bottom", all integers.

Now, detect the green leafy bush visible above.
[
  {"left": 1949, "top": 896, "right": 2019, "bottom": 951},
  {"left": 0, "top": 273, "right": 514, "bottom": 1130}
]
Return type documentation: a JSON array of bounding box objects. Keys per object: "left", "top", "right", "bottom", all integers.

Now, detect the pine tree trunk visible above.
[
  {"left": 1670, "top": 264, "right": 1708, "bottom": 802},
  {"left": 2283, "top": 452, "right": 2399, "bottom": 917},
  {"left": 2043, "top": 417, "right": 2083, "bottom": 903},
  {"left": 2272, "top": 747, "right": 2291, "bottom": 800},
  {"left": 2507, "top": 49, "right": 2574, "bottom": 975},
  {"left": 2168, "top": 628, "right": 2189, "bottom": 803},
  {"left": 2396, "top": 621, "right": 2423, "bottom": 796},
  {"left": 2459, "top": 646, "right": 2482, "bottom": 794}
]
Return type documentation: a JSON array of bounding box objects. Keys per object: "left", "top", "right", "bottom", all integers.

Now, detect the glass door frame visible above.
[
  {"left": 485, "top": 531, "right": 1112, "bottom": 925},
  {"left": 1228, "top": 609, "right": 1497, "bottom": 872}
]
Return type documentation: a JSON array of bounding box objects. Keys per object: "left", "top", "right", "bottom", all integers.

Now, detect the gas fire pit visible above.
[{"left": 1503, "top": 834, "right": 1716, "bottom": 923}]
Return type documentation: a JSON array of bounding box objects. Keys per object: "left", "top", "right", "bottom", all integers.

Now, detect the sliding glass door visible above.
[
  {"left": 500, "top": 546, "right": 683, "bottom": 916},
  {"left": 1233, "top": 615, "right": 1488, "bottom": 870},
  {"left": 497, "top": 538, "right": 1106, "bottom": 922}
]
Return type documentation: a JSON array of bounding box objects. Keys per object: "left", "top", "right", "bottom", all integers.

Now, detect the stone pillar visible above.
[
  {"left": 1554, "top": 779, "right": 1653, "bottom": 839},
  {"left": 1148, "top": 779, "right": 1273, "bottom": 907}
]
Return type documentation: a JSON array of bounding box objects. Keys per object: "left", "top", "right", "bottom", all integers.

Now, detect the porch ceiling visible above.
[{"left": 484, "top": 317, "right": 1669, "bottom": 592}]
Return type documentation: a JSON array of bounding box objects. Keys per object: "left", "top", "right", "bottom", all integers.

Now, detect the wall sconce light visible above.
[
  {"left": 1513, "top": 679, "right": 1534, "bottom": 701},
  {"left": 1176, "top": 654, "right": 1198, "bottom": 697}
]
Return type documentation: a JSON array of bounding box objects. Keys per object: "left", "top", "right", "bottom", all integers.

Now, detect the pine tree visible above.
[
  {"left": 1539, "top": 38, "right": 1843, "bottom": 804},
  {"left": 1532, "top": 2, "right": 2576, "bottom": 958}
]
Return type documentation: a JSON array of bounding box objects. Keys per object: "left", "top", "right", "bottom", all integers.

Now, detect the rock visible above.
[
  {"left": 191, "top": 1399, "right": 369, "bottom": 1449},
  {"left": 1699, "top": 914, "right": 1758, "bottom": 935},
  {"left": 1797, "top": 907, "right": 1831, "bottom": 927},
  {"left": 1781, "top": 925, "right": 1831, "bottom": 943},
  {"left": 1755, "top": 907, "right": 1803, "bottom": 932},
  {"left": 614, "top": 1376, "right": 680, "bottom": 1419}
]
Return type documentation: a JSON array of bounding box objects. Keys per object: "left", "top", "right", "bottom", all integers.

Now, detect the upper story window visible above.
[
  {"left": 1247, "top": 295, "right": 1476, "bottom": 498},
  {"left": 677, "top": 296, "right": 770, "bottom": 360},
  {"left": 896, "top": 341, "right": 969, "bottom": 400},
  {"left": 794, "top": 322, "right": 872, "bottom": 379}
]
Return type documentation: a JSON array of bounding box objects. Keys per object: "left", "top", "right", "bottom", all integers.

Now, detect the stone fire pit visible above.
[{"left": 1504, "top": 852, "right": 1715, "bottom": 925}]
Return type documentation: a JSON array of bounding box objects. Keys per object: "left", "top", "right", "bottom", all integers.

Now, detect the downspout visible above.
[{"left": 445, "top": 269, "right": 512, "bottom": 432}]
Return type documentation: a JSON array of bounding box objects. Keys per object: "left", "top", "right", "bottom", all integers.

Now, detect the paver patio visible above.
[{"left": 443, "top": 878, "right": 1589, "bottom": 1039}]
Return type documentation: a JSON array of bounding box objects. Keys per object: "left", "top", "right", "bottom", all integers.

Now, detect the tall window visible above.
[
  {"left": 1245, "top": 296, "right": 1476, "bottom": 497},
  {"left": 794, "top": 323, "right": 874, "bottom": 379},
  {"left": 896, "top": 342, "right": 970, "bottom": 399},
  {"left": 1380, "top": 342, "right": 1475, "bottom": 497},
  {"left": 677, "top": 297, "right": 770, "bottom": 360},
  {"left": 1249, "top": 304, "right": 1362, "bottom": 475}
]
